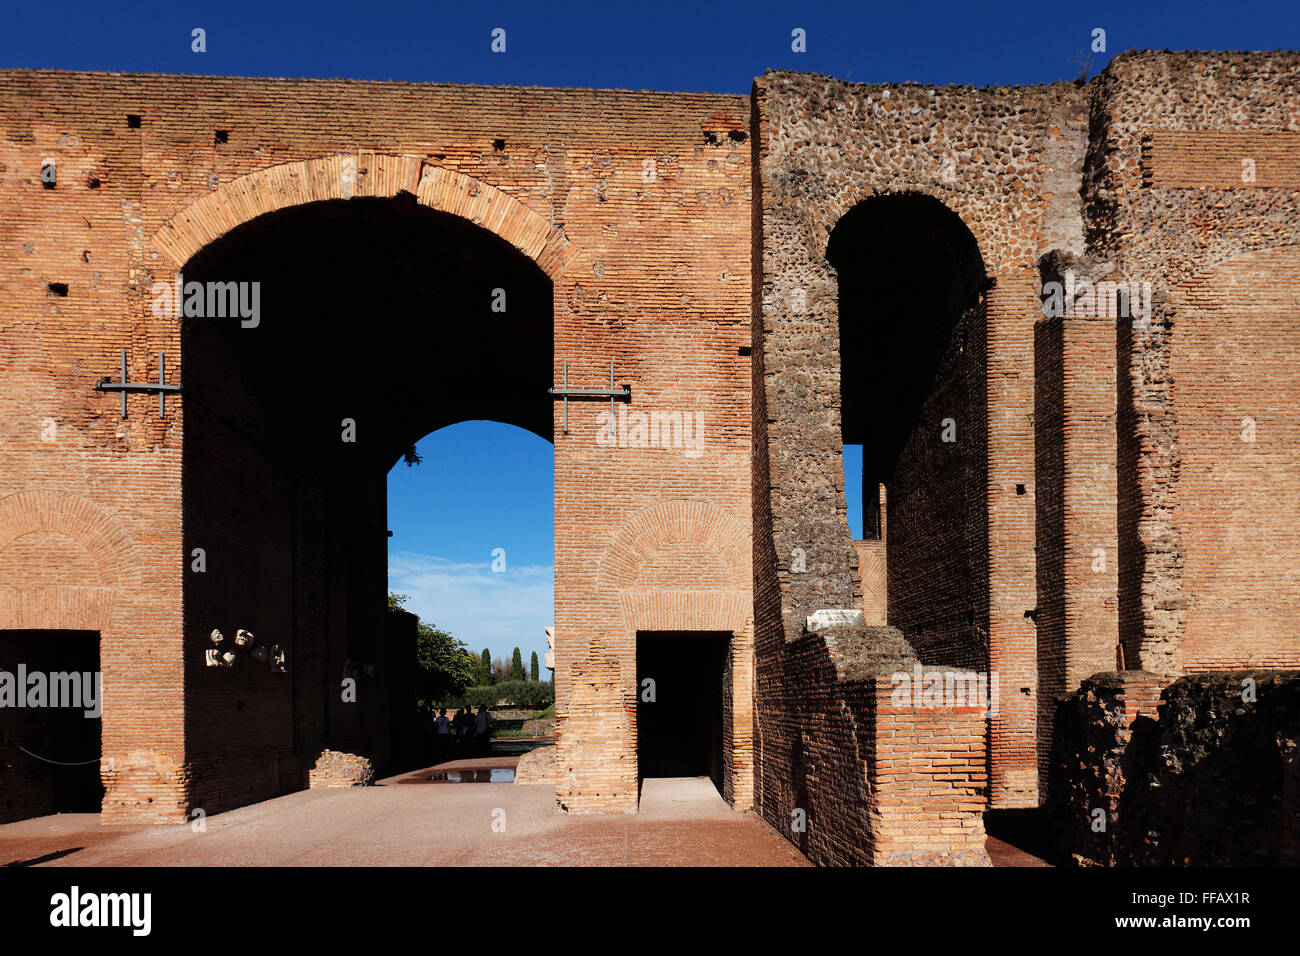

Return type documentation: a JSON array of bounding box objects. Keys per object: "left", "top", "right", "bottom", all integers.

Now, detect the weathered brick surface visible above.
[
  {"left": 308, "top": 750, "right": 374, "bottom": 789},
  {"left": 513, "top": 744, "right": 556, "bottom": 785},
  {"left": 0, "top": 70, "right": 754, "bottom": 822},
  {"left": 1034, "top": 254, "right": 1121, "bottom": 791},
  {"left": 2, "top": 51, "right": 1298, "bottom": 866},
  {"left": 1083, "top": 52, "right": 1300, "bottom": 680}
]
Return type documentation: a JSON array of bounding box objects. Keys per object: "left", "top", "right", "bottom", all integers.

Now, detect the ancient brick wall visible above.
[
  {"left": 870, "top": 675, "right": 990, "bottom": 866},
  {"left": 1033, "top": 256, "right": 1120, "bottom": 791},
  {"left": 0, "top": 70, "right": 754, "bottom": 821},
  {"left": 5, "top": 53, "right": 1300, "bottom": 864},
  {"left": 850, "top": 539, "right": 886, "bottom": 625},
  {"left": 886, "top": 299, "right": 988, "bottom": 673},
  {"left": 1, "top": 72, "right": 189, "bottom": 821},
  {"left": 1083, "top": 51, "right": 1300, "bottom": 679},
  {"left": 1167, "top": 249, "right": 1300, "bottom": 670}
]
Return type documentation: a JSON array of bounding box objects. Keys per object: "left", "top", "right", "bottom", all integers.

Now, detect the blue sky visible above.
[
  {"left": 3, "top": 0, "right": 1297, "bottom": 93},
  {"left": 387, "top": 423, "right": 554, "bottom": 675},
  {"left": 5, "top": 0, "right": 1292, "bottom": 668}
]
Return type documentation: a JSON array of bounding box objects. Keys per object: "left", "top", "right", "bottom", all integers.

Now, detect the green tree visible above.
[
  {"left": 511, "top": 647, "right": 524, "bottom": 682},
  {"left": 530, "top": 650, "right": 539, "bottom": 682},
  {"left": 480, "top": 648, "right": 492, "bottom": 685},
  {"left": 389, "top": 593, "right": 475, "bottom": 702},
  {"left": 415, "top": 621, "right": 476, "bottom": 702}
]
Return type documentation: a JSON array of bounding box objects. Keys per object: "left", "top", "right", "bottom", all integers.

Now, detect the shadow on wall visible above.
[{"left": 1048, "top": 671, "right": 1300, "bottom": 866}]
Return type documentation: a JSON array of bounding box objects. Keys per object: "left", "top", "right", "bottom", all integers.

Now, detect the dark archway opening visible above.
[
  {"left": 636, "top": 631, "right": 728, "bottom": 792},
  {"left": 179, "top": 193, "right": 552, "bottom": 814},
  {"left": 828, "top": 193, "right": 989, "bottom": 667},
  {"left": 0, "top": 630, "right": 102, "bottom": 821}
]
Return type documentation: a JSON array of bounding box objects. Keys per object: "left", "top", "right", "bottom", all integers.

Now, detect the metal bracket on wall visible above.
[
  {"left": 548, "top": 361, "right": 631, "bottom": 434},
  {"left": 96, "top": 348, "right": 183, "bottom": 418}
]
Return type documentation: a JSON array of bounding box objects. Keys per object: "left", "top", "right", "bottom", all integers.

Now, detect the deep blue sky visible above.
[
  {"left": 2, "top": 0, "right": 1296, "bottom": 92},
  {"left": 5, "top": 0, "right": 1291, "bottom": 669},
  {"left": 387, "top": 424, "right": 553, "bottom": 674}
]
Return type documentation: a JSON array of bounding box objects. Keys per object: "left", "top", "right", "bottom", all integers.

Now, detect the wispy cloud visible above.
[{"left": 387, "top": 551, "right": 554, "bottom": 665}]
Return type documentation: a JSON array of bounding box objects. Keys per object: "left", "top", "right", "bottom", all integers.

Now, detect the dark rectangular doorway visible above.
[
  {"left": 0, "top": 630, "right": 103, "bottom": 822},
  {"left": 636, "top": 631, "right": 729, "bottom": 792}
]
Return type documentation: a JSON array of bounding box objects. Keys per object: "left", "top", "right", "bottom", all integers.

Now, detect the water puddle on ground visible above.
[{"left": 428, "top": 768, "right": 515, "bottom": 783}]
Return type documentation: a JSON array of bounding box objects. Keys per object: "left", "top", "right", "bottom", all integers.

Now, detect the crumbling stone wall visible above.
[
  {"left": 1049, "top": 670, "right": 1300, "bottom": 866},
  {"left": 308, "top": 750, "right": 374, "bottom": 789}
]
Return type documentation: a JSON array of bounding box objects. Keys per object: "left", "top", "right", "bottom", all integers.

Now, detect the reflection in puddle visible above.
[{"left": 429, "top": 768, "right": 515, "bottom": 783}]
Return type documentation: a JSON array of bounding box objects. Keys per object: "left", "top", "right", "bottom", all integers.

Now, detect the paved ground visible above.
[
  {"left": 0, "top": 764, "right": 809, "bottom": 867},
  {"left": 0, "top": 759, "right": 1049, "bottom": 867}
]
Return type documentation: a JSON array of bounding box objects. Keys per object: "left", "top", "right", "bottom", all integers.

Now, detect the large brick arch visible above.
[
  {"left": 150, "top": 154, "right": 572, "bottom": 277},
  {"left": 0, "top": 489, "right": 140, "bottom": 630}
]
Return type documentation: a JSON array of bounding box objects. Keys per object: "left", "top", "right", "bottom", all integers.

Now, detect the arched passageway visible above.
[
  {"left": 829, "top": 192, "right": 990, "bottom": 669},
  {"left": 178, "top": 193, "right": 553, "bottom": 814}
]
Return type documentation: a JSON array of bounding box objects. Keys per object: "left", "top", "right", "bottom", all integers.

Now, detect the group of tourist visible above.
[{"left": 429, "top": 704, "right": 493, "bottom": 761}]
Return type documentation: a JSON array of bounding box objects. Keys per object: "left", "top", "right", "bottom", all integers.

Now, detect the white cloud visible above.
[{"left": 387, "top": 551, "right": 554, "bottom": 668}]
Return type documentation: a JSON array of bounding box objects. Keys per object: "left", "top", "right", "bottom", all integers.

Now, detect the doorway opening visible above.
[
  {"left": 636, "top": 631, "right": 729, "bottom": 794},
  {"left": 0, "top": 630, "right": 102, "bottom": 821}
]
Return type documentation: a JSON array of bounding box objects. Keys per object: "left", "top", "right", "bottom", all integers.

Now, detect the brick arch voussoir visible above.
[
  {"left": 0, "top": 490, "right": 140, "bottom": 588},
  {"left": 596, "top": 500, "right": 749, "bottom": 592},
  {"left": 151, "top": 154, "right": 571, "bottom": 278}
]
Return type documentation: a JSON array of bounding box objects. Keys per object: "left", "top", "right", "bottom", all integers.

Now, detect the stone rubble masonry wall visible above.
[
  {"left": 0, "top": 69, "right": 753, "bottom": 822},
  {"left": 1048, "top": 670, "right": 1300, "bottom": 866},
  {"left": 751, "top": 67, "right": 1090, "bottom": 842},
  {"left": 1045, "top": 670, "right": 1162, "bottom": 866},
  {"left": 1082, "top": 51, "right": 1300, "bottom": 680},
  {"left": 308, "top": 750, "right": 374, "bottom": 789}
]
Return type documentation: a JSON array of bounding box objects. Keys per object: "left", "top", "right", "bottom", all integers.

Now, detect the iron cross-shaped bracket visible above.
[
  {"left": 96, "top": 348, "right": 183, "bottom": 418},
  {"left": 548, "top": 361, "right": 631, "bottom": 434}
]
